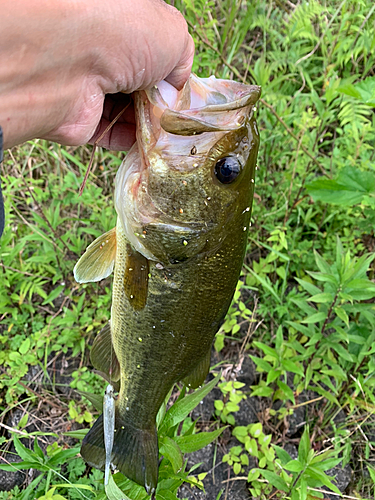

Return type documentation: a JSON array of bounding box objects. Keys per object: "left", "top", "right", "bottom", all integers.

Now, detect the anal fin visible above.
[
  {"left": 90, "top": 323, "right": 121, "bottom": 383},
  {"left": 183, "top": 348, "right": 211, "bottom": 389},
  {"left": 81, "top": 406, "right": 158, "bottom": 494},
  {"left": 74, "top": 227, "right": 116, "bottom": 283}
]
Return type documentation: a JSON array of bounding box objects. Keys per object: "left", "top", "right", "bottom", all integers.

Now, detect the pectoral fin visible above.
[
  {"left": 124, "top": 244, "right": 149, "bottom": 310},
  {"left": 74, "top": 228, "right": 116, "bottom": 283},
  {"left": 91, "top": 323, "right": 121, "bottom": 383},
  {"left": 183, "top": 348, "right": 211, "bottom": 389}
]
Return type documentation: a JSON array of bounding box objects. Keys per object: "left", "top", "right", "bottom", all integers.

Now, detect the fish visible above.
[{"left": 74, "top": 74, "right": 261, "bottom": 494}]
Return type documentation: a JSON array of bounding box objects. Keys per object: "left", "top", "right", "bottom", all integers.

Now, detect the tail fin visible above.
[{"left": 81, "top": 408, "right": 158, "bottom": 494}]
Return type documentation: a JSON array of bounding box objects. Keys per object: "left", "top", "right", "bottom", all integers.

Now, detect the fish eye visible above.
[{"left": 214, "top": 156, "right": 242, "bottom": 184}]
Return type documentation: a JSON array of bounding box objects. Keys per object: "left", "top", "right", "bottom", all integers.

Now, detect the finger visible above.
[{"left": 165, "top": 33, "right": 195, "bottom": 90}]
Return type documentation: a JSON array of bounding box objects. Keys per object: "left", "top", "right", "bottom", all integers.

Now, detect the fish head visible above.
[{"left": 115, "top": 74, "right": 261, "bottom": 264}]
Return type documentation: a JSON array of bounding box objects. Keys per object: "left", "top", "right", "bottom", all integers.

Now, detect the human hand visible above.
[{"left": 0, "top": 0, "right": 194, "bottom": 150}]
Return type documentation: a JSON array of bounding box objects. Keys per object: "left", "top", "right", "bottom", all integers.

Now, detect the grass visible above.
[{"left": 1, "top": 0, "right": 375, "bottom": 499}]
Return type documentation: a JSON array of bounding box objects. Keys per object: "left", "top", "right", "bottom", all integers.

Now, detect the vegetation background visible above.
[{"left": 0, "top": 0, "right": 375, "bottom": 499}]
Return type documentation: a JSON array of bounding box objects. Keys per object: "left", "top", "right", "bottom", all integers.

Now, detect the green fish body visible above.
[{"left": 74, "top": 74, "right": 260, "bottom": 493}]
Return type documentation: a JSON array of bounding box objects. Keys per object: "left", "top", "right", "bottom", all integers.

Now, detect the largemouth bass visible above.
[{"left": 74, "top": 74, "right": 260, "bottom": 493}]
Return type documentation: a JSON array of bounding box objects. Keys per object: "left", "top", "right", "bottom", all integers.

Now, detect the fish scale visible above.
[{"left": 74, "top": 74, "right": 260, "bottom": 493}]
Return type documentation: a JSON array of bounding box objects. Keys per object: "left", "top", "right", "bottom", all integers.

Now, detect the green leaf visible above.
[
  {"left": 214, "top": 332, "right": 225, "bottom": 352},
  {"left": 281, "top": 360, "right": 304, "bottom": 377},
  {"left": 233, "top": 462, "right": 241, "bottom": 474},
  {"left": 226, "top": 402, "right": 239, "bottom": 412},
  {"left": 105, "top": 475, "right": 132, "bottom": 500},
  {"left": 248, "top": 270, "right": 282, "bottom": 303},
  {"left": 367, "top": 465, "right": 375, "bottom": 485},
  {"left": 310, "top": 457, "right": 342, "bottom": 470},
  {"left": 62, "top": 429, "right": 89, "bottom": 440},
  {"left": 334, "top": 307, "right": 349, "bottom": 327},
  {"left": 314, "top": 251, "right": 332, "bottom": 274},
  {"left": 267, "top": 369, "right": 282, "bottom": 384},
  {"left": 175, "top": 427, "right": 225, "bottom": 454},
  {"left": 306, "top": 166, "right": 375, "bottom": 206},
  {"left": 301, "top": 312, "right": 326, "bottom": 324},
  {"left": 33, "top": 439, "right": 45, "bottom": 461},
  {"left": 299, "top": 477, "right": 307, "bottom": 500},
  {"left": 250, "top": 386, "right": 273, "bottom": 397},
  {"left": 19, "top": 474, "right": 44, "bottom": 500},
  {"left": 295, "top": 278, "right": 321, "bottom": 296},
  {"left": 298, "top": 427, "right": 310, "bottom": 465},
  {"left": 347, "top": 278, "right": 375, "bottom": 289},
  {"left": 0, "top": 460, "right": 47, "bottom": 472},
  {"left": 47, "top": 447, "right": 80, "bottom": 467},
  {"left": 284, "top": 459, "right": 305, "bottom": 472},
  {"left": 13, "top": 436, "right": 39, "bottom": 464},
  {"left": 159, "top": 436, "right": 183, "bottom": 473},
  {"left": 253, "top": 342, "right": 279, "bottom": 360},
  {"left": 43, "top": 285, "right": 65, "bottom": 306},
  {"left": 214, "top": 400, "right": 224, "bottom": 411},
  {"left": 330, "top": 343, "right": 354, "bottom": 362},
  {"left": 115, "top": 474, "right": 148, "bottom": 500},
  {"left": 306, "top": 271, "right": 338, "bottom": 285},
  {"left": 19, "top": 338, "right": 31, "bottom": 354},
  {"left": 308, "top": 384, "right": 339, "bottom": 405},
  {"left": 305, "top": 466, "right": 341, "bottom": 494},
  {"left": 159, "top": 375, "right": 219, "bottom": 433},
  {"left": 52, "top": 484, "right": 94, "bottom": 492},
  {"left": 258, "top": 469, "right": 289, "bottom": 492},
  {"left": 156, "top": 490, "right": 179, "bottom": 500},
  {"left": 273, "top": 445, "right": 291, "bottom": 465},
  {"left": 277, "top": 380, "right": 295, "bottom": 404},
  {"left": 337, "top": 82, "right": 363, "bottom": 100},
  {"left": 250, "top": 355, "right": 273, "bottom": 373},
  {"left": 286, "top": 321, "right": 314, "bottom": 337},
  {"left": 308, "top": 293, "right": 334, "bottom": 303}
]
